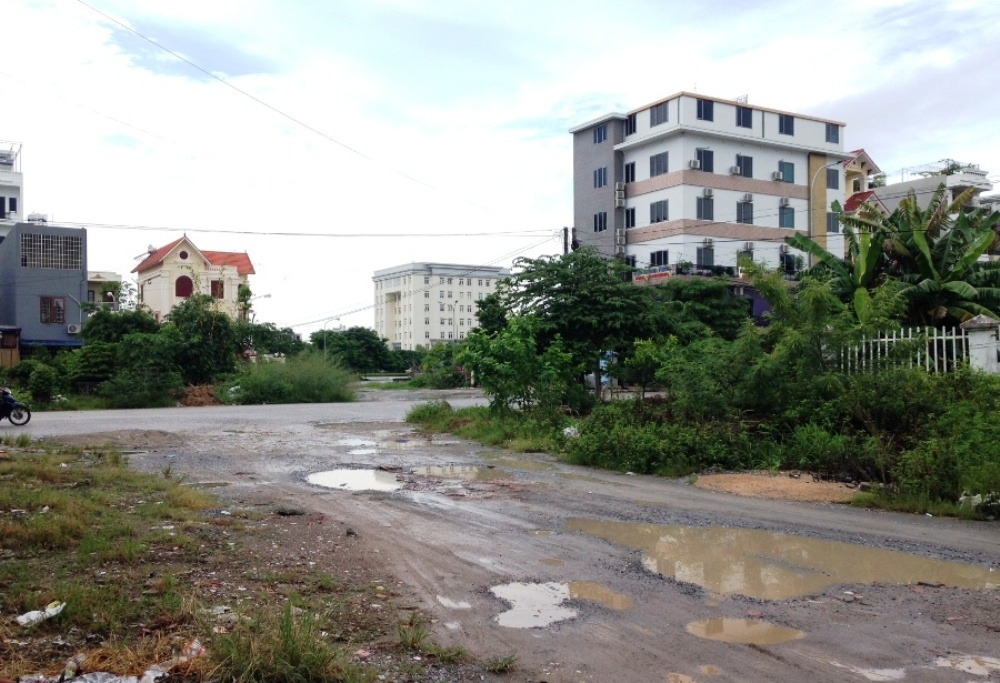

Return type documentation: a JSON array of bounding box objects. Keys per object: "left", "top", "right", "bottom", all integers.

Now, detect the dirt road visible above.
[{"left": 20, "top": 390, "right": 1000, "bottom": 682}]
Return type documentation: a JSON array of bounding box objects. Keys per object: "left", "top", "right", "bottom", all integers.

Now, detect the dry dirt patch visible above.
[{"left": 693, "top": 471, "right": 858, "bottom": 503}]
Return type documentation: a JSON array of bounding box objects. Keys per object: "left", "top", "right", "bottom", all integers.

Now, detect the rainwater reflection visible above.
[{"left": 566, "top": 518, "right": 997, "bottom": 600}]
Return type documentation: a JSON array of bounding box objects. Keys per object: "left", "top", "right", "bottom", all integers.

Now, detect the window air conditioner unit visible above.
[
  {"left": 742, "top": 193, "right": 754, "bottom": 202},
  {"left": 703, "top": 188, "right": 714, "bottom": 198},
  {"left": 730, "top": 165, "right": 742, "bottom": 175},
  {"left": 744, "top": 242, "right": 754, "bottom": 251},
  {"left": 703, "top": 238, "right": 714, "bottom": 246},
  {"left": 66, "top": 323, "right": 81, "bottom": 335},
  {"left": 614, "top": 182, "right": 626, "bottom": 191},
  {"left": 780, "top": 197, "right": 791, "bottom": 206},
  {"left": 772, "top": 171, "right": 784, "bottom": 181},
  {"left": 689, "top": 159, "right": 701, "bottom": 170},
  {"left": 780, "top": 244, "right": 790, "bottom": 254}
]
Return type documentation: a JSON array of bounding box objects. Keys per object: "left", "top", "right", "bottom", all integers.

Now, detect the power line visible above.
[{"left": 74, "top": 0, "right": 497, "bottom": 214}]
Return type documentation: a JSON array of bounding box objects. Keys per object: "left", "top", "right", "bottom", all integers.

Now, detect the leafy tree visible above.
[
  {"left": 412, "top": 342, "right": 467, "bottom": 388},
  {"left": 494, "top": 248, "right": 665, "bottom": 395},
  {"left": 234, "top": 320, "right": 306, "bottom": 357},
  {"left": 309, "top": 326, "right": 396, "bottom": 373},
  {"left": 100, "top": 330, "right": 185, "bottom": 408},
  {"left": 651, "top": 278, "right": 752, "bottom": 342},
  {"left": 461, "top": 314, "right": 575, "bottom": 414},
  {"left": 473, "top": 292, "right": 508, "bottom": 336},
  {"left": 70, "top": 341, "right": 117, "bottom": 384},
  {"left": 82, "top": 308, "right": 160, "bottom": 344},
  {"left": 164, "top": 295, "right": 238, "bottom": 385}
]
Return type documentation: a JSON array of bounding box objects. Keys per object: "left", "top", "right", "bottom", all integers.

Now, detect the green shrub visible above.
[
  {"left": 27, "top": 364, "right": 62, "bottom": 403},
  {"left": 221, "top": 352, "right": 354, "bottom": 405}
]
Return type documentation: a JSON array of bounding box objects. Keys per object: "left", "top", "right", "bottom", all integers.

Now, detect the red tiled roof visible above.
[
  {"left": 843, "top": 190, "right": 875, "bottom": 213},
  {"left": 202, "top": 250, "right": 256, "bottom": 275},
  {"left": 131, "top": 237, "right": 255, "bottom": 275},
  {"left": 131, "top": 237, "right": 185, "bottom": 273}
]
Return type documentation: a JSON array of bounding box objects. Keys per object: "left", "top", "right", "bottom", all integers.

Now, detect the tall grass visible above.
[{"left": 221, "top": 351, "right": 355, "bottom": 405}]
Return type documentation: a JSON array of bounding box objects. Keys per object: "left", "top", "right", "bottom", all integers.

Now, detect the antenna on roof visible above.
[{"left": 734, "top": 94, "right": 748, "bottom": 104}]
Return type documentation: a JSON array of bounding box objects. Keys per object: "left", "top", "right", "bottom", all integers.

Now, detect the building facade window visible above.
[
  {"left": 825, "top": 123, "right": 839, "bottom": 143},
  {"left": 40, "top": 296, "right": 66, "bottom": 324},
  {"left": 650, "top": 102, "right": 668, "bottom": 126},
  {"left": 737, "top": 249, "right": 753, "bottom": 264},
  {"left": 696, "top": 148, "right": 714, "bottom": 173},
  {"left": 650, "top": 250, "right": 669, "bottom": 267},
  {"left": 778, "top": 160, "right": 795, "bottom": 183},
  {"left": 424, "top": 276, "right": 429, "bottom": 284},
  {"left": 779, "top": 114, "right": 795, "bottom": 135},
  {"left": 593, "top": 211, "right": 608, "bottom": 232},
  {"left": 593, "top": 167, "right": 607, "bottom": 188},
  {"left": 593, "top": 125, "right": 607, "bottom": 143},
  {"left": 736, "top": 106, "right": 753, "bottom": 128},
  {"left": 779, "top": 205, "right": 795, "bottom": 228},
  {"left": 827, "top": 211, "right": 841, "bottom": 234},
  {"left": 424, "top": 291, "right": 429, "bottom": 298},
  {"left": 696, "top": 246, "right": 714, "bottom": 267},
  {"left": 736, "top": 154, "right": 753, "bottom": 178},
  {"left": 210, "top": 280, "right": 225, "bottom": 299},
  {"left": 625, "top": 207, "right": 636, "bottom": 228},
  {"left": 20, "top": 233, "right": 83, "bottom": 270},
  {"left": 650, "top": 199, "right": 669, "bottom": 223},
  {"left": 696, "top": 98, "right": 714, "bottom": 121},
  {"left": 696, "top": 196, "right": 714, "bottom": 220},
  {"left": 624, "top": 162, "right": 635, "bottom": 183},
  {"left": 625, "top": 113, "right": 637, "bottom": 135},
  {"left": 175, "top": 276, "right": 193, "bottom": 298},
  {"left": 650, "top": 152, "right": 669, "bottom": 177},
  {"left": 827, "top": 168, "right": 839, "bottom": 189},
  {"left": 736, "top": 201, "right": 754, "bottom": 224}
]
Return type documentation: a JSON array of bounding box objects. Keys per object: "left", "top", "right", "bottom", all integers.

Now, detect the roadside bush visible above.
[
  {"left": 27, "top": 364, "right": 62, "bottom": 403},
  {"left": 221, "top": 352, "right": 354, "bottom": 405}
]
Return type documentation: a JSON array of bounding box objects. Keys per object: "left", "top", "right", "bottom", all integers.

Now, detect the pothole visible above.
[
  {"left": 307, "top": 469, "right": 403, "bottom": 492},
  {"left": 685, "top": 618, "right": 804, "bottom": 645},
  {"left": 490, "top": 580, "right": 634, "bottom": 628},
  {"left": 412, "top": 465, "right": 508, "bottom": 481},
  {"left": 566, "top": 518, "right": 998, "bottom": 600}
]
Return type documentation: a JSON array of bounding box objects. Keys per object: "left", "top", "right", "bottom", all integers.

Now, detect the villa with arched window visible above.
[{"left": 132, "top": 235, "right": 255, "bottom": 321}]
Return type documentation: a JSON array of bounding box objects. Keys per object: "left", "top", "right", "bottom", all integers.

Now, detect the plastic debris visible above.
[
  {"left": 16, "top": 640, "right": 206, "bottom": 683},
  {"left": 15, "top": 601, "right": 65, "bottom": 626}
]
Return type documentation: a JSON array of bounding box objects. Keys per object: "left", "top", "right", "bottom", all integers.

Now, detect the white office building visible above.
[
  {"left": 0, "top": 141, "right": 23, "bottom": 224},
  {"left": 373, "top": 263, "right": 509, "bottom": 350},
  {"left": 570, "top": 92, "right": 852, "bottom": 273}
]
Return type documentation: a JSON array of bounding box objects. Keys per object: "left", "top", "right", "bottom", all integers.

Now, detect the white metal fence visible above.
[{"left": 839, "top": 327, "right": 969, "bottom": 373}]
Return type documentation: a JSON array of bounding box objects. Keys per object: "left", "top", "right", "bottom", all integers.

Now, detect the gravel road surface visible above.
[{"left": 17, "top": 389, "right": 1000, "bottom": 683}]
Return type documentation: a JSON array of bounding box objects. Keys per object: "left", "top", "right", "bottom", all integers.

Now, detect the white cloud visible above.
[{"left": 4, "top": 0, "right": 999, "bottom": 333}]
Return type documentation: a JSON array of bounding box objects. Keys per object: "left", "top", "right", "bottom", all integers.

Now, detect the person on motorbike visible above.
[{"left": 0, "top": 388, "right": 15, "bottom": 419}]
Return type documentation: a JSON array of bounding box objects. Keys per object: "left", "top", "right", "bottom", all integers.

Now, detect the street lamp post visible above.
[{"left": 321, "top": 317, "right": 340, "bottom": 360}]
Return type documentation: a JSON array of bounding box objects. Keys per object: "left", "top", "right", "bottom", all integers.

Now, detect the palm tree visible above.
[
  {"left": 786, "top": 185, "right": 1000, "bottom": 327},
  {"left": 878, "top": 186, "right": 1000, "bottom": 326}
]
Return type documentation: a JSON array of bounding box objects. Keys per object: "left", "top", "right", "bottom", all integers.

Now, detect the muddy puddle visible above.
[
  {"left": 566, "top": 518, "right": 998, "bottom": 600},
  {"left": 307, "top": 469, "right": 403, "bottom": 492},
  {"left": 491, "top": 580, "right": 634, "bottom": 628},
  {"left": 412, "top": 464, "right": 508, "bottom": 481},
  {"left": 685, "top": 618, "right": 804, "bottom": 645}
]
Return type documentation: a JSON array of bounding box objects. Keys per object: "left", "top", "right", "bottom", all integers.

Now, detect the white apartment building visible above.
[
  {"left": 570, "top": 93, "right": 851, "bottom": 273},
  {"left": 373, "top": 263, "right": 509, "bottom": 350},
  {"left": 0, "top": 141, "right": 23, "bottom": 224}
]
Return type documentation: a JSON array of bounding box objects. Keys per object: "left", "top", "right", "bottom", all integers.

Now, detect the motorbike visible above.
[{"left": 0, "top": 395, "right": 31, "bottom": 426}]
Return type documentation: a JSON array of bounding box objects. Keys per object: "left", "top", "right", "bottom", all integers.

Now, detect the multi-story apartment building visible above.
[
  {"left": 373, "top": 263, "right": 509, "bottom": 350},
  {"left": 0, "top": 142, "right": 24, "bottom": 223},
  {"left": 570, "top": 92, "right": 851, "bottom": 272}
]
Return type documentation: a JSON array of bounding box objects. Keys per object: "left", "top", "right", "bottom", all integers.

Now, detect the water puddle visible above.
[
  {"left": 685, "top": 618, "right": 805, "bottom": 645},
  {"left": 349, "top": 448, "right": 379, "bottom": 456},
  {"left": 334, "top": 437, "right": 378, "bottom": 448},
  {"left": 566, "top": 581, "right": 635, "bottom": 610},
  {"left": 935, "top": 655, "right": 1000, "bottom": 675},
  {"left": 566, "top": 518, "right": 997, "bottom": 600},
  {"left": 307, "top": 469, "right": 403, "bottom": 492},
  {"left": 490, "top": 458, "right": 555, "bottom": 471},
  {"left": 436, "top": 596, "right": 471, "bottom": 609},
  {"left": 412, "top": 465, "right": 508, "bottom": 481},
  {"left": 491, "top": 580, "right": 634, "bottom": 628}
]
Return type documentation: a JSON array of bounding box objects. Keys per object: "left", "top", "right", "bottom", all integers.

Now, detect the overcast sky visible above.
[{"left": 4, "top": 0, "right": 999, "bottom": 335}]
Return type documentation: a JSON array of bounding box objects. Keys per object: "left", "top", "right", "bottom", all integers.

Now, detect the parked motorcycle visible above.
[{"left": 1, "top": 389, "right": 30, "bottom": 426}]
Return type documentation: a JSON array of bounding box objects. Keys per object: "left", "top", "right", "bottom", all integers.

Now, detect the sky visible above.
[{"left": 4, "top": 0, "right": 1000, "bottom": 336}]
